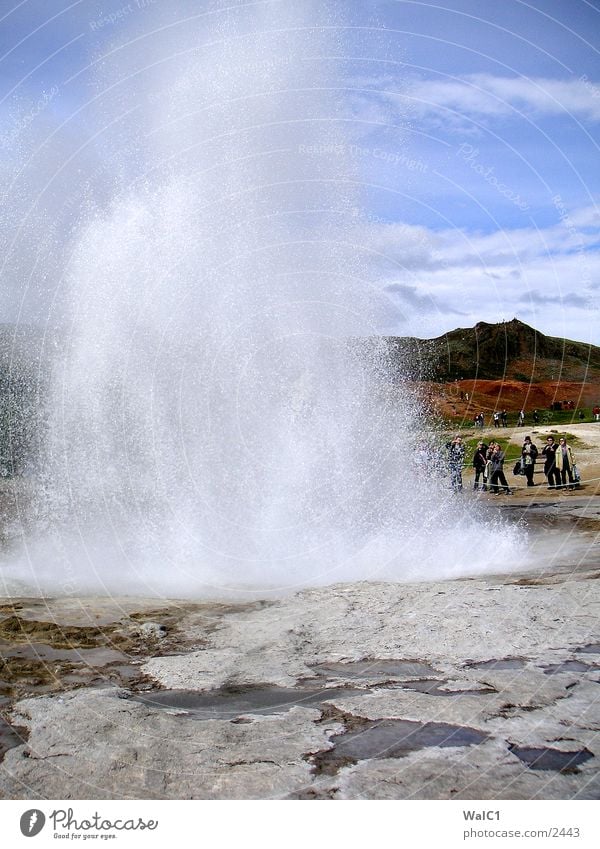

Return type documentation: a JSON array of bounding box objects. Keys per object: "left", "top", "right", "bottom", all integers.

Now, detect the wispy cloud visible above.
[
  {"left": 376, "top": 74, "right": 600, "bottom": 126},
  {"left": 518, "top": 290, "right": 592, "bottom": 308},
  {"left": 383, "top": 282, "right": 467, "bottom": 316}
]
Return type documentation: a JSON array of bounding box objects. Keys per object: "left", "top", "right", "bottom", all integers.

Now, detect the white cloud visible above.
[
  {"left": 366, "top": 207, "right": 600, "bottom": 344},
  {"left": 379, "top": 74, "right": 600, "bottom": 126}
]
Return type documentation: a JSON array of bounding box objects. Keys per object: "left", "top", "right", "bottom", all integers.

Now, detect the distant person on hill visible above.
[
  {"left": 489, "top": 444, "right": 511, "bottom": 494},
  {"left": 501, "top": 409, "right": 508, "bottom": 427},
  {"left": 518, "top": 410, "right": 525, "bottom": 426},
  {"left": 533, "top": 409, "right": 540, "bottom": 424},
  {"left": 472, "top": 441, "right": 489, "bottom": 491},
  {"left": 555, "top": 437, "right": 576, "bottom": 490},
  {"left": 446, "top": 436, "right": 465, "bottom": 493},
  {"left": 593, "top": 405, "right": 600, "bottom": 421},
  {"left": 541, "top": 436, "right": 561, "bottom": 490},
  {"left": 521, "top": 436, "right": 538, "bottom": 487},
  {"left": 493, "top": 412, "right": 500, "bottom": 428}
]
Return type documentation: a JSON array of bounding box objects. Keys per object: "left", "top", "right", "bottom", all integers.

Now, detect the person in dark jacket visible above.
[
  {"left": 472, "top": 441, "right": 489, "bottom": 491},
  {"left": 541, "top": 436, "right": 561, "bottom": 489},
  {"left": 521, "top": 436, "right": 538, "bottom": 487},
  {"left": 489, "top": 444, "right": 511, "bottom": 494}
]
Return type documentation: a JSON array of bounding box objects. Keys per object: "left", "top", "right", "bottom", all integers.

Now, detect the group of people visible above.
[
  {"left": 447, "top": 437, "right": 511, "bottom": 494},
  {"left": 446, "top": 434, "right": 579, "bottom": 494},
  {"left": 474, "top": 409, "right": 543, "bottom": 429},
  {"left": 471, "top": 440, "right": 511, "bottom": 494}
]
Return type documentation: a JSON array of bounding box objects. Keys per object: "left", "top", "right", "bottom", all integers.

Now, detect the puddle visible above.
[
  {"left": 465, "top": 658, "right": 527, "bottom": 671},
  {"left": 0, "top": 640, "right": 126, "bottom": 666},
  {"left": 313, "top": 717, "right": 487, "bottom": 775},
  {"left": 543, "top": 660, "right": 594, "bottom": 675},
  {"left": 400, "top": 679, "right": 496, "bottom": 696},
  {"left": 310, "top": 660, "right": 440, "bottom": 680},
  {"left": 575, "top": 644, "right": 600, "bottom": 655},
  {"left": 509, "top": 744, "right": 593, "bottom": 773},
  {"left": 133, "top": 685, "right": 364, "bottom": 720}
]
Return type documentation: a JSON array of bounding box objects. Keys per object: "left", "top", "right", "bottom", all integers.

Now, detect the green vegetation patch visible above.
[
  {"left": 535, "top": 432, "right": 590, "bottom": 450},
  {"left": 457, "top": 436, "right": 521, "bottom": 463}
]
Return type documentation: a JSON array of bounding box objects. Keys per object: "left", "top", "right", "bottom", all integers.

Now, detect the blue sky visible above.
[{"left": 0, "top": 0, "right": 599, "bottom": 344}]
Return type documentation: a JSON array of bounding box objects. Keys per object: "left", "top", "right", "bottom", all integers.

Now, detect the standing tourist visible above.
[
  {"left": 555, "top": 437, "right": 576, "bottom": 490},
  {"left": 541, "top": 436, "right": 561, "bottom": 490},
  {"left": 521, "top": 436, "right": 538, "bottom": 487},
  {"left": 489, "top": 444, "right": 511, "bottom": 494},
  {"left": 472, "top": 441, "right": 489, "bottom": 491},
  {"left": 518, "top": 410, "right": 525, "bottom": 426}
]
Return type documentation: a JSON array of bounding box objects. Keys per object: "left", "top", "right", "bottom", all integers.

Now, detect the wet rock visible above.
[
  {"left": 328, "top": 741, "right": 600, "bottom": 800},
  {"left": 143, "top": 579, "right": 600, "bottom": 692},
  {"left": 1, "top": 575, "right": 599, "bottom": 799},
  {"left": 0, "top": 688, "right": 337, "bottom": 800}
]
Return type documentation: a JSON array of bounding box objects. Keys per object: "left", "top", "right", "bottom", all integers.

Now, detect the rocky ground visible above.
[
  {"left": 0, "top": 423, "right": 599, "bottom": 801},
  {"left": 0, "top": 540, "right": 599, "bottom": 799}
]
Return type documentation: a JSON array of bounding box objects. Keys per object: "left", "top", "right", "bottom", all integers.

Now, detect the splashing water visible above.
[{"left": 1, "top": 2, "right": 523, "bottom": 598}]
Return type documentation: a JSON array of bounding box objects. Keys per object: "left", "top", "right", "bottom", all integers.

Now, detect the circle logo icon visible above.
[{"left": 20, "top": 810, "right": 46, "bottom": 837}]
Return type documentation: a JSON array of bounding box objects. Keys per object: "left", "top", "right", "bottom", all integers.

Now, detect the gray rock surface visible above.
[{"left": 1, "top": 574, "right": 599, "bottom": 799}]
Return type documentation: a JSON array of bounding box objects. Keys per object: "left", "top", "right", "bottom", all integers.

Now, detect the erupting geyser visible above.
[{"left": 1, "top": 2, "right": 522, "bottom": 597}]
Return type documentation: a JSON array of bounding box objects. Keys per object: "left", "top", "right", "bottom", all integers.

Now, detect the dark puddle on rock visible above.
[
  {"left": 575, "top": 644, "right": 600, "bottom": 655},
  {"left": 465, "top": 658, "right": 527, "bottom": 671},
  {"left": 0, "top": 715, "right": 28, "bottom": 762},
  {"left": 311, "top": 660, "right": 440, "bottom": 679},
  {"left": 132, "top": 685, "right": 365, "bottom": 720},
  {"left": 313, "top": 715, "right": 487, "bottom": 775},
  {"left": 543, "top": 660, "right": 596, "bottom": 675},
  {"left": 0, "top": 640, "right": 126, "bottom": 665},
  {"left": 509, "top": 744, "right": 593, "bottom": 773},
  {"left": 399, "top": 679, "right": 497, "bottom": 696}
]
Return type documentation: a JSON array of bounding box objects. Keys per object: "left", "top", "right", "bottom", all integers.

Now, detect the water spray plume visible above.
[{"left": 0, "top": 2, "right": 522, "bottom": 598}]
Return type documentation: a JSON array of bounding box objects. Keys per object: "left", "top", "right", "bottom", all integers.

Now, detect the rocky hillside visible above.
[{"left": 383, "top": 318, "right": 600, "bottom": 383}]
